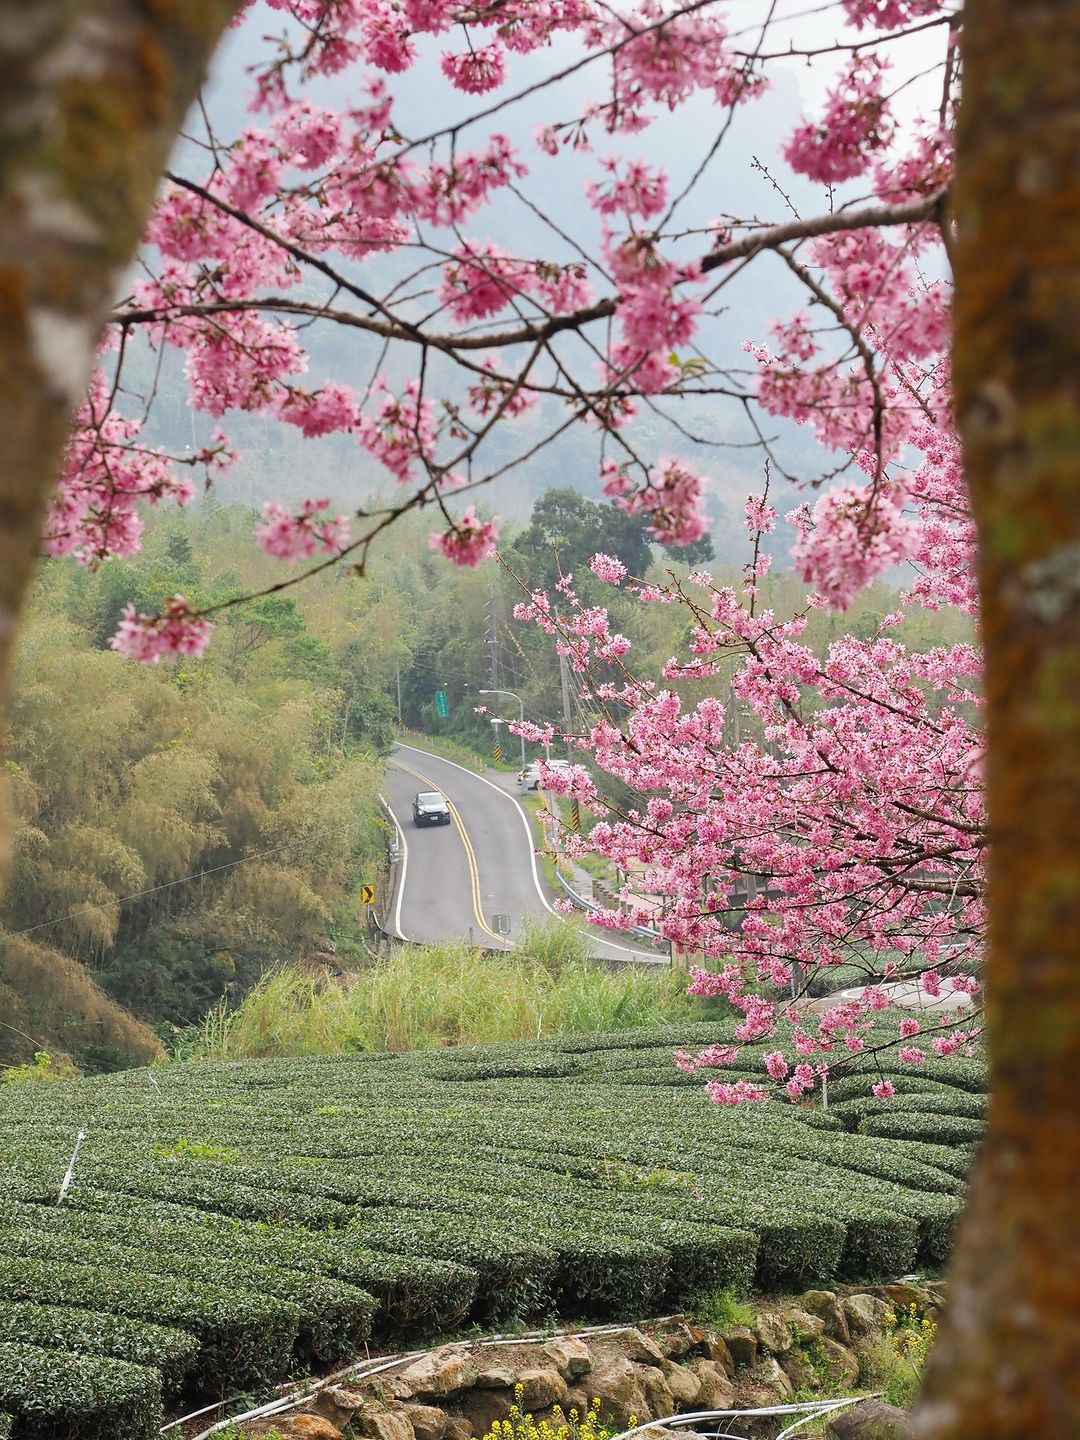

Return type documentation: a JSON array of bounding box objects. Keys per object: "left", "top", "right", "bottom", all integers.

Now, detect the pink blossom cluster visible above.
[
  {"left": 357, "top": 380, "right": 437, "bottom": 482},
  {"left": 255, "top": 498, "right": 351, "bottom": 559},
  {"left": 586, "top": 157, "right": 669, "bottom": 219},
  {"left": 69, "top": 0, "right": 959, "bottom": 639},
  {"left": 589, "top": 552, "right": 629, "bottom": 584},
  {"left": 604, "top": 3, "right": 765, "bottom": 132},
  {"left": 604, "top": 236, "right": 704, "bottom": 395},
  {"left": 744, "top": 495, "right": 777, "bottom": 537},
  {"left": 874, "top": 123, "right": 954, "bottom": 203},
  {"left": 467, "top": 361, "right": 540, "bottom": 419},
  {"left": 842, "top": 0, "right": 946, "bottom": 31},
  {"left": 789, "top": 480, "right": 918, "bottom": 608},
  {"left": 603, "top": 456, "right": 708, "bottom": 546},
  {"left": 427, "top": 506, "right": 499, "bottom": 566},
  {"left": 48, "top": 372, "right": 201, "bottom": 566},
  {"left": 440, "top": 42, "right": 507, "bottom": 93},
  {"left": 515, "top": 425, "right": 984, "bottom": 1100},
  {"left": 674, "top": 1044, "right": 739, "bottom": 1073},
  {"left": 109, "top": 597, "right": 212, "bottom": 664},
  {"left": 439, "top": 243, "right": 593, "bottom": 323},
  {"left": 706, "top": 1080, "right": 770, "bottom": 1105},
  {"left": 783, "top": 57, "right": 895, "bottom": 185}
]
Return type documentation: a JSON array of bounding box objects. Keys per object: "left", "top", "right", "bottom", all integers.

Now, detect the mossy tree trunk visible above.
[
  {"left": 0, "top": 0, "right": 239, "bottom": 877},
  {"left": 914, "top": 2, "right": 1080, "bottom": 1435}
]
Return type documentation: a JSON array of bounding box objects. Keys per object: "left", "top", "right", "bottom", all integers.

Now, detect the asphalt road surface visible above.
[{"left": 383, "top": 743, "right": 661, "bottom": 963}]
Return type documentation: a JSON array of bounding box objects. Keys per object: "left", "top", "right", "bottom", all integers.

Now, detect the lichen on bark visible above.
[
  {"left": 913, "top": 1, "right": 1080, "bottom": 1435},
  {"left": 0, "top": 0, "right": 240, "bottom": 879}
]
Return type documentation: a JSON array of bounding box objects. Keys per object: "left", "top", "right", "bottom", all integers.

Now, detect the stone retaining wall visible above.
[{"left": 235, "top": 1281, "right": 945, "bottom": 1440}]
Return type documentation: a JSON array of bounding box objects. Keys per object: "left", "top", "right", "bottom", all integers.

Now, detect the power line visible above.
[{"left": 7, "top": 830, "right": 347, "bottom": 942}]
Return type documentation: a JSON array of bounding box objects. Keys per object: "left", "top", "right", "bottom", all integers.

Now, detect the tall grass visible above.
[{"left": 189, "top": 918, "right": 699, "bottom": 1060}]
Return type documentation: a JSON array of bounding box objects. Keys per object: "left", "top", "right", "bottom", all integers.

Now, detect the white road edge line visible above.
[
  {"left": 380, "top": 793, "right": 410, "bottom": 944},
  {"left": 394, "top": 743, "right": 656, "bottom": 962}
]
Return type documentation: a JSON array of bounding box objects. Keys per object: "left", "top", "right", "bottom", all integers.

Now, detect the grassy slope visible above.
[{"left": 184, "top": 919, "right": 700, "bottom": 1059}]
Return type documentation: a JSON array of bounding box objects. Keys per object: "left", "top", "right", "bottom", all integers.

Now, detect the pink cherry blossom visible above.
[
  {"left": 606, "top": 457, "right": 708, "bottom": 547},
  {"left": 255, "top": 498, "right": 351, "bottom": 559},
  {"left": 764, "top": 1050, "right": 789, "bottom": 1081},
  {"left": 440, "top": 42, "right": 507, "bottom": 94},
  {"left": 589, "top": 553, "right": 628, "bottom": 584},
  {"left": 783, "top": 57, "right": 894, "bottom": 185},
  {"left": 428, "top": 506, "right": 499, "bottom": 567},
  {"left": 109, "top": 597, "right": 212, "bottom": 664},
  {"left": 47, "top": 0, "right": 981, "bottom": 1112},
  {"left": 706, "top": 1079, "right": 770, "bottom": 1105}
]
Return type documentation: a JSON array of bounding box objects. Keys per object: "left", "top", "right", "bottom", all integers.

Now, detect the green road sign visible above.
[{"left": 435, "top": 689, "right": 449, "bottom": 718}]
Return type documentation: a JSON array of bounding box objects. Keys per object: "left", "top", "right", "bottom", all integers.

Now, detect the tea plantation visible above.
[{"left": 0, "top": 1022, "right": 986, "bottom": 1439}]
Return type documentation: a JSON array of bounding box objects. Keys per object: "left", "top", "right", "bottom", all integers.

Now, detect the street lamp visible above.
[{"left": 479, "top": 688, "right": 527, "bottom": 770}]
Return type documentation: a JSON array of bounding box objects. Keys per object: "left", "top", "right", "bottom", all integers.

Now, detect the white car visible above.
[
  {"left": 518, "top": 764, "right": 542, "bottom": 790},
  {"left": 518, "top": 759, "right": 572, "bottom": 790}
]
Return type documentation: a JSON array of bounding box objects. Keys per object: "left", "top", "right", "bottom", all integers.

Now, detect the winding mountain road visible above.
[{"left": 383, "top": 743, "right": 660, "bottom": 963}]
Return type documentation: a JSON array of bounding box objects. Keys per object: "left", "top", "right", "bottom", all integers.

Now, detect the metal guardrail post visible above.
[{"left": 555, "top": 867, "right": 665, "bottom": 946}]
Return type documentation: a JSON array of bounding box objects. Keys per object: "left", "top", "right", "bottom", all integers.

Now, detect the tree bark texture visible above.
[
  {"left": 0, "top": 0, "right": 239, "bottom": 878},
  {"left": 914, "top": 2, "right": 1080, "bottom": 1435}
]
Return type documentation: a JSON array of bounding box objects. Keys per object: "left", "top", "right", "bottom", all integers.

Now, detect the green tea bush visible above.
[
  {"left": 826, "top": 1073, "right": 960, "bottom": 1103},
  {"left": 0, "top": 1257, "right": 298, "bottom": 1393},
  {"left": 0, "top": 1021, "right": 985, "bottom": 1418},
  {"left": 833, "top": 1091, "right": 986, "bottom": 1124},
  {"left": 0, "top": 1303, "right": 197, "bottom": 1396},
  {"left": 624, "top": 1220, "right": 758, "bottom": 1305},
  {"left": 837, "top": 1209, "right": 919, "bottom": 1281},
  {"left": 751, "top": 1213, "right": 847, "bottom": 1292},
  {"left": 860, "top": 1112, "right": 986, "bottom": 1147},
  {"left": 0, "top": 1225, "right": 374, "bottom": 1367},
  {"left": 351, "top": 1211, "right": 559, "bottom": 1323},
  {"left": 0, "top": 1343, "right": 162, "bottom": 1440},
  {"left": 4, "top": 1195, "right": 477, "bottom": 1337},
  {"left": 539, "top": 1229, "right": 669, "bottom": 1319}
]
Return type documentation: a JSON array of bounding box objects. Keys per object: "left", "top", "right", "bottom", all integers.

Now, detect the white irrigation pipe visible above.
[
  {"left": 774, "top": 1395, "right": 878, "bottom": 1439},
  {"left": 171, "top": 1318, "right": 681, "bottom": 1438},
  {"left": 611, "top": 1394, "right": 882, "bottom": 1440}
]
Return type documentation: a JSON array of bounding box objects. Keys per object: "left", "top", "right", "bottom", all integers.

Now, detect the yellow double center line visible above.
[{"left": 392, "top": 758, "right": 503, "bottom": 945}]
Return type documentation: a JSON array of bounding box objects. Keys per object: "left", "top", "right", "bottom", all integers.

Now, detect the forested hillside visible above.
[{"left": 1, "top": 511, "right": 395, "bottom": 1069}]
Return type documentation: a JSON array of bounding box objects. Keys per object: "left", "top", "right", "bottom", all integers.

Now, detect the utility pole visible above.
[
  {"left": 559, "top": 648, "right": 574, "bottom": 753},
  {"left": 486, "top": 572, "right": 500, "bottom": 693},
  {"left": 396, "top": 664, "right": 403, "bottom": 732},
  {"left": 479, "top": 688, "right": 526, "bottom": 770}
]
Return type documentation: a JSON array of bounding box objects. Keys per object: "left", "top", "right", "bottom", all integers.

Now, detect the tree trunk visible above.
[
  {"left": 913, "top": 2, "right": 1080, "bottom": 1435},
  {"left": 0, "top": 0, "right": 239, "bottom": 877}
]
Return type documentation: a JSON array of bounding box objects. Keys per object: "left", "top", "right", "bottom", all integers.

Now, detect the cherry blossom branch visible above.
[{"left": 110, "top": 192, "right": 946, "bottom": 355}]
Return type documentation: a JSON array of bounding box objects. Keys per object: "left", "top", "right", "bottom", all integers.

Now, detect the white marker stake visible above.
[{"left": 58, "top": 1127, "right": 87, "bottom": 1203}]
